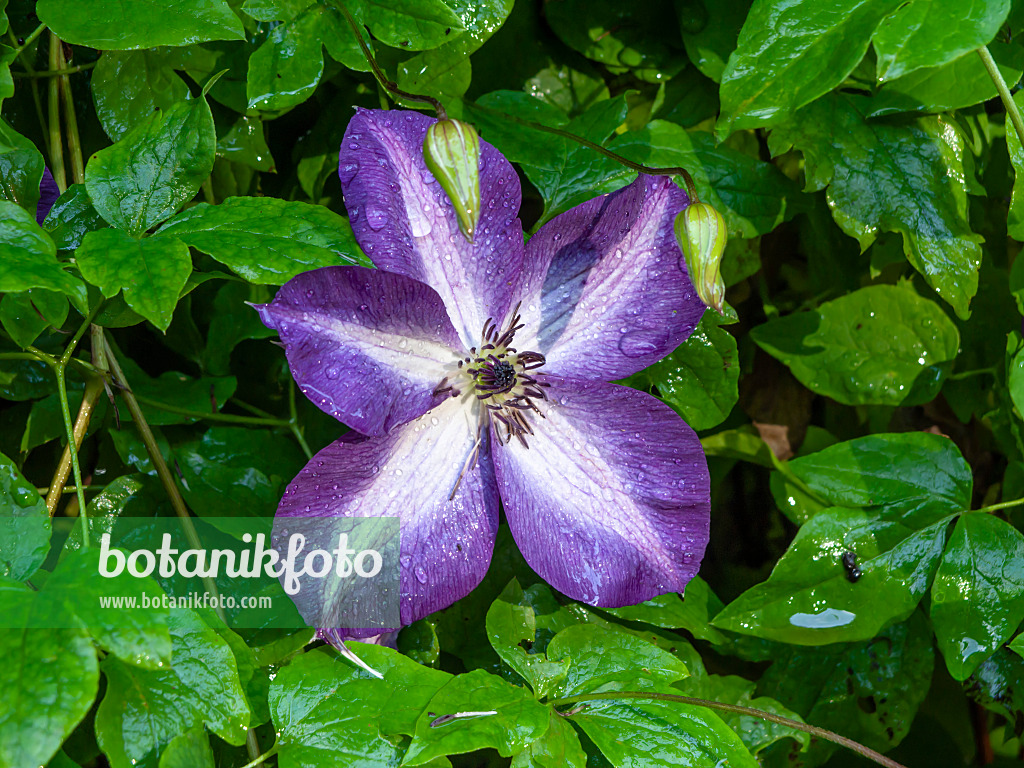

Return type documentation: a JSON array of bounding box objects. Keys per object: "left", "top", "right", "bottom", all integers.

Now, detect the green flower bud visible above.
[
  {"left": 423, "top": 118, "right": 481, "bottom": 243},
  {"left": 675, "top": 202, "right": 727, "bottom": 314}
]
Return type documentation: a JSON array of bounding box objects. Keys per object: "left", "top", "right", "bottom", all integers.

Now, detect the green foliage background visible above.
[{"left": 2, "top": 0, "right": 1024, "bottom": 766}]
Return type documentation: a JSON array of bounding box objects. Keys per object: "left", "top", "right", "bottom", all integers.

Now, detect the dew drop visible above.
[
  {"left": 365, "top": 206, "right": 388, "bottom": 230},
  {"left": 414, "top": 566, "right": 428, "bottom": 584}
]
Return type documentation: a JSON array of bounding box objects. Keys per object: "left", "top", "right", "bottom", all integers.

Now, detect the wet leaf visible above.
[
  {"left": 348, "top": 0, "right": 465, "bottom": 51},
  {"left": 92, "top": 50, "right": 190, "bottom": 140},
  {"left": 0, "top": 289, "right": 68, "bottom": 349},
  {"left": 751, "top": 284, "right": 960, "bottom": 406},
  {"left": 601, "top": 576, "right": 727, "bottom": 644},
  {"left": 931, "top": 513, "right": 1024, "bottom": 681},
  {"left": 0, "top": 119, "right": 44, "bottom": 215},
  {"left": 0, "top": 449, "right": 50, "bottom": 582},
  {"left": 41, "top": 184, "right": 107, "bottom": 251},
  {"left": 0, "top": 202, "right": 83, "bottom": 296}
]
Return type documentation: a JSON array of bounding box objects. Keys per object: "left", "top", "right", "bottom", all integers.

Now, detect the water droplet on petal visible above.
[
  {"left": 414, "top": 566, "right": 428, "bottom": 584},
  {"left": 365, "top": 206, "right": 388, "bottom": 230},
  {"left": 618, "top": 328, "right": 668, "bottom": 358}
]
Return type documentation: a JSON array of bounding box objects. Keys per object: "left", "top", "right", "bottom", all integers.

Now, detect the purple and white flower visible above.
[{"left": 258, "top": 108, "right": 711, "bottom": 630}]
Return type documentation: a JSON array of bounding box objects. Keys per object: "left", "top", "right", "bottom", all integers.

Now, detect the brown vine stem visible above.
[
  {"left": 546, "top": 691, "right": 907, "bottom": 768},
  {"left": 336, "top": 2, "right": 447, "bottom": 120},
  {"left": 44, "top": 326, "right": 107, "bottom": 515},
  {"left": 101, "top": 332, "right": 263, "bottom": 763}
]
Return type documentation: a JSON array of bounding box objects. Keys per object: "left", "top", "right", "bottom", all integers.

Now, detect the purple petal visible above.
[
  {"left": 258, "top": 266, "right": 465, "bottom": 437},
  {"left": 339, "top": 109, "right": 524, "bottom": 347},
  {"left": 492, "top": 376, "right": 709, "bottom": 607},
  {"left": 276, "top": 394, "right": 500, "bottom": 628},
  {"left": 515, "top": 175, "right": 703, "bottom": 381},
  {"left": 36, "top": 167, "right": 59, "bottom": 225}
]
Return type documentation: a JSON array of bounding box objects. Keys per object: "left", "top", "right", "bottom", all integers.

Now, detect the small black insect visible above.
[{"left": 842, "top": 551, "right": 862, "bottom": 583}]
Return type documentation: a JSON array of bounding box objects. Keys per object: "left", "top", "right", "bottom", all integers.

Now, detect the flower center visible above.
[{"left": 432, "top": 303, "right": 549, "bottom": 448}]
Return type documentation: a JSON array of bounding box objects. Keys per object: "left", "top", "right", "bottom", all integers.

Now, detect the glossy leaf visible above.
[
  {"left": 486, "top": 579, "right": 570, "bottom": 698},
  {"left": 718, "top": 0, "right": 903, "bottom": 134},
  {"left": 601, "top": 576, "right": 727, "bottom": 644},
  {"left": 0, "top": 201, "right": 83, "bottom": 296},
  {"left": 404, "top": 669, "right": 551, "bottom": 765},
  {"left": 155, "top": 196, "right": 371, "bottom": 283},
  {"left": 36, "top": 0, "right": 244, "bottom": 49},
  {"left": 158, "top": 727, "right": 214, "bottom": 768},
  {"left": 680, "top": 0, "right": 750, "bottom": 82},
  {"left": 625, "top": 310, "right": 738, "bottom": 430},
  {"left": 872, "top": 0, "right": 1010, "bottom": 81},
  {"left": 246, "top": 7, "right": 326, "bottom": 111},
  {"left": 0, "top": 449, "right": 50, "bottom": 582},
  {"left": 751, "top": 284, "right": 961, "bottom": 405},
  {"left": 770, "top": 93, "right": 983, "bottom": 317},
  {"left": 348, "top": 0, "right": 465, "bottom": 51},
  {"left": 782, "top": 431, "right": 972, "bottom": 524},
  {"left": 92, "top": 50, "right": 190, "bottom": 140},
  {"left": 613, "top": 120, "right": 804, "bottom": 238},
  {"left": 86, "top": 95, "right": 216, "bottom": 236},
  {"left": 511, "top": 711, "right": 587, "bottom": 768},
  {"left": 41, "top": 183, "right": 107, "bottom": 250},
  {"left": 76, "top": 228, "right": 192, "bottom": 332},
  {"left": 0, "top": 289, "right": 68, "bottom": 348},
  {"left": 217, "top": 115, "right": 275, "bottom": 171},
  {"left": 95, "top": 608, "right": 250, "bottom": 768},
  {"left": 931, "top": 513, "right": 1024, "bottom": 681},
  {"left": 0, "top": 119, "right": 44, "bottom": 215},
  {"left": 0, "top": 587, "right": 99, "bottom": 768},
  {"left": 712, "top": 506, "right": 949, "bottom": 644},
  {"left": 1004, "top": 90, "right": 1024, "bottom": 242}
]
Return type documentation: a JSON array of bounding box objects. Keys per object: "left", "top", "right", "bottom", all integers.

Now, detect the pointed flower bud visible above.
[
  {"left": 675, "top": 201, "right": 727, "bottom": 314},
  {"left": 423, "top": 118, "right": 481, "bottom": 243}
]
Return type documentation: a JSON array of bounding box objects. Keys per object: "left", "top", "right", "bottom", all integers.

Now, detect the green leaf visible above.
[
  {"left": 0, "top": 119, "right": 44, "bottom": 215},
  {"left": 486, "top": 579, "right": 570, "bottom": 698},
  {"left": 544, "top": 0, "right": 683, "bottom": 82},
  {"left": 601, "top": 576, "right": 727, "bottom": 644},
  {"left": 175, "top": 426, "right": 305, "bottom": 535},
  {"left": 1004, "top": 90, "right": 1024, "bottom": 242},
  {"left": 759, "top": 612, "right": 934, "bottom": 764},
  {"left": 751, "top": 284, "right": 961, "bottom": 405},
  {"left": 0, "top": 202, "right": 83, "bottom": 296},
  {"left": 397, "top": 0, "right": 514, "bottom": 104},
  {"left": 866, "top": 40, "right": 1024, "bottom": 117},
  {"left": 614, "top": 121, "right": 804, "bottom": 238},
  {"left": 546, "top": 623, "right": 690, "bottom": 695},
  {"left": 679, "top": 0, "right": 750, "bottom": 83},
  {"left": 113, "top": 357, "right": 237, "bottom": 426},
  {"left": 269, "top": 648, "right": 415, "bottom": 767},
  {"left": 158, "top": 727, "right": 214, "bottom": 768},
  {"left": 92, "top": 50, "right": 190, "bottom": 141},
  {"left": 872, "top": 0, "right": 1010, "bottom": 81},
  {"left": 0, "top": 587, "right": 99, "bottom": 768},
  {"left": 43, "top": 548, "right": 172, "bottom": 669},
  {"left": 349, "top": 0, "right": 465, "bottom": 51},
  {"left": 965, "top": 648, "right": 1024, "bottom": 728},
  {"left": 36, "top": 0, "right": 244, "bottom": 49},
  {"left": 41, "top": 183, "right": 107, "bottom": 250},
  {"left": 712, "top": 506, "right": 949, "bottom": 644},
  {"left": 154, "top": 197, "right": 372, "bottom": 283},
  {"left": 217, "top": 115, "right": 275, "bottom": 171},
  {"left": 86, "top": 95, "right": 216, "bottom": 236},
  {"left": 511, "top": 711, "right": 587, "bottom": 768},
  {"left": 780, "top": 431, "right": 972, "bottom": 524},
  {"left": 717, "top": 0, "right": 903, "bottom": 134},
  {"left": 0, "top": 289, "right": 68, "bottom": 349},
  {"left": 569, "top": 694, "right": 758, "bottom": 768},
  {"left": 95, "top": 608, "right": 250, "bottom": 768},
  {"left": 624, "top": 310, "right": 738, "bottom": 431},
  {"left": 769, "top": 93, "right": 983, "bottom": 317},
  {"left": 202, "top": 281, "right": 276, "bottom": 375},
  {"left": 931, "top": 513, "right": 1024, "bottom": 681},
  {"left": 0, "top": 449, "right": 50, "bottom": 582},
  {"left": 678, "top": 674, "right": 809, "bottom": 755},
  {"left": 404, "top": 669, "right": 551, "bottom": 765},
  {"left": 76, "top": 228, "right": 192, "bottom": 332},
  {"left": 246, "top": 7, "right": 326, "bottom": 111}
]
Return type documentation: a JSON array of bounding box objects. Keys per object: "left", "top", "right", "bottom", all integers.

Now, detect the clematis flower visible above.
[
  {"left": 258, "top": 109, "right": 711, "bottom": 631},
  {"left": 36, "top": 167, "right": 58, "bottom": 225}
]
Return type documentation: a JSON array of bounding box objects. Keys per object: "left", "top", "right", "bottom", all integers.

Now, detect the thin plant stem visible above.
[
  {"left": 979, "top": 45, "right": 1024, "bottom": 150},
  {"left": 56, "top": 42, "right": 84, "bottom": 184},
  {"left": 101, "top": 332, "right": 262, "bottom": 763},
  {"left": 470, "top": 102, "right": 699, "bottom": 200},
  {"left": 10, "top": 23, "right": 46, "bottom": 59},
  {"left": 38, "top": 484, "right": 106, "bottom": 496},
  {"left": 336, "top": 1, "right": 447, "bottom": 119},
  {"left": 14, "top": 61, "right": 97, "bottom": 78},
  {"left": 546, "top": 691, "right": 907, "bottom": 768},
  {"left": 46, "top": 32, "right": 66, "bottom": 191},
  {"left": 131, "top": 394, "right": 292, "bottom": 427},
  {"left": 238, "top": 743, "right": 278, "bottom": 768},
  {"left": 947, "top": 366, "right": 997, "bottom": 381},
  {"left": 44, "top": 327, "right": 107, "bottom": 514},
  {"left": 45, "top": 305, "right": 102, "bottom": 540},
  {"left": 975, "top": 496, "right": 1024, "bottom": 515},
  {"left": 288, "top": 378, "right": 313, "bottom": 459}
]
